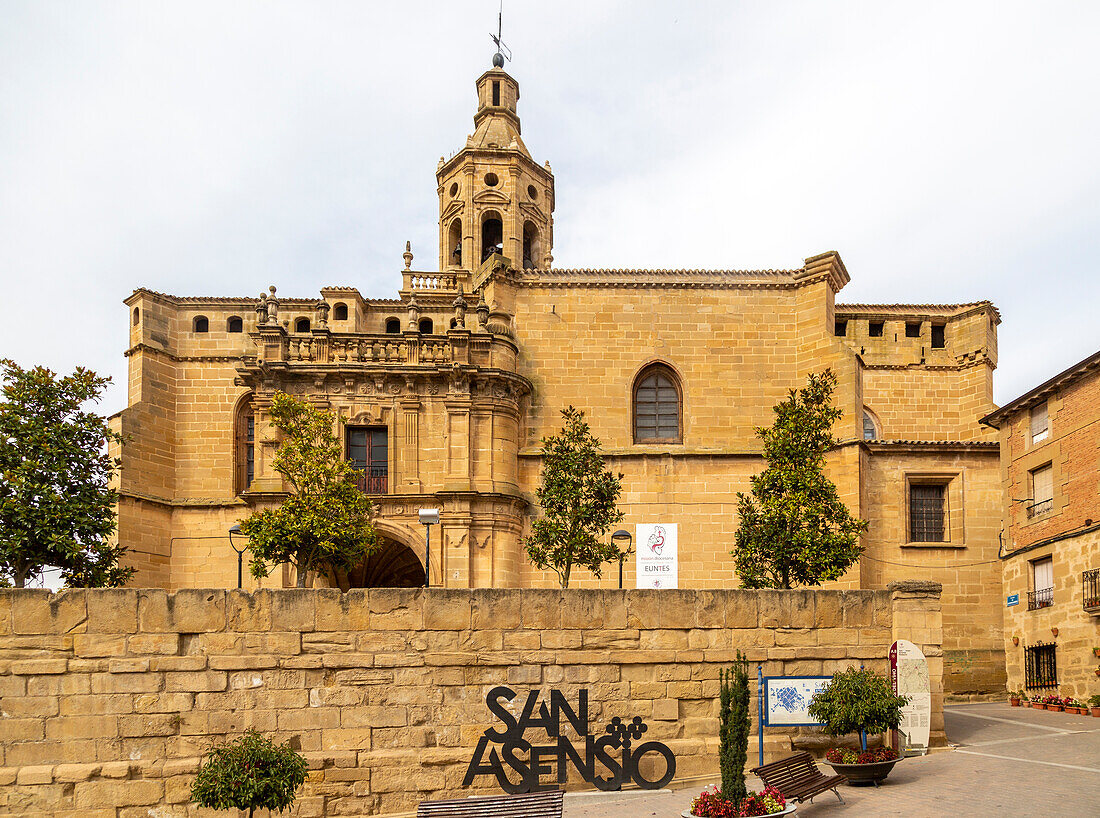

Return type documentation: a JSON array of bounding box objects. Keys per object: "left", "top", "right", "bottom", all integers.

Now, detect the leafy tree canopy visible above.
[
  {"left": 733, "top": 369, "right": 867, "bottom": 589},
  {"left": 807, "top": 666, "right": 909, "bottom": 737},
  {"left": 524, "top": 406, "right": 624, "bottom": 588},
  {"left": 0, "top": 359, "right": 133, "bottom": 588},
  {"left": 191, "top": 730, "right": 307, "bottom": 818},
  {"left": 240, "top": 392, "right": 379, "bottom": 587}
]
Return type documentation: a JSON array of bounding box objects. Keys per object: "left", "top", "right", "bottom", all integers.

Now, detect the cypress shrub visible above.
[{"left": 719, "top": 651, "right": 750, "bottom": 804}]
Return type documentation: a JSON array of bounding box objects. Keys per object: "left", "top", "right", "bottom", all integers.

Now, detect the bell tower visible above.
[{"left": 437, "top": 58, "right": 554, "bottom": 273}]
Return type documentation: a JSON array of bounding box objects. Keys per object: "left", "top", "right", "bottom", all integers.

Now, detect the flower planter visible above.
[
  {"left": 1048, "top": 704, "right": 1064, "bottom": 712},
  {"left": 824, "top": 757, "right": 901, "bottom": 786},
  {"left": 1009, "top": 698, "right": 1021, "bottom": 707},
  {"left": 1091, "top": 706, "right": 1100, "bottom": 717},
  {"left": 683, "top": 805, "right": 797, "bottom": 818}
]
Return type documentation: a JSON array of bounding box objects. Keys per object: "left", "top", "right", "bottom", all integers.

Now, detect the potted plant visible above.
[
  {"left": 1008, "top": 689, "right": 1023, "bottom": 707},
  {"left": 807, "top": 667, "right": 908, "bottom": 786},
  {"left": 684, "top": 653, "right": 796, "bottom": 816},
  {"left": 191, "top": 730, "right": 308, "bottom": 818},
  {"left": 1089, "top": 694, "right": 1100, "bottom": 717},
  {"left": 1068, "top": 699, "right": 1088, "bottom": 715},
  {"left": 1043, "top": 694, "right": 1065, "bottom": 712},
  {"left": 1029, "top": 694, "right": 1043, "bottom": 708}
]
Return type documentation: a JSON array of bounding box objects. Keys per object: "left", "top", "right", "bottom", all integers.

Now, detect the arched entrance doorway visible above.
[{"left": 343, "top": 537, "right": 424, "bottom": 588}]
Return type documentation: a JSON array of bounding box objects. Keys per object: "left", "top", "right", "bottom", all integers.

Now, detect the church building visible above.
[{"left": 113, "top": 59, "right": 1005, "bottom": 695}]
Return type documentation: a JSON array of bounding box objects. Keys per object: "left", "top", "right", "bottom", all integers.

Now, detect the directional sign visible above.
[{"left": 1006, "top": 593, "right": 1019, "bottom": 607}]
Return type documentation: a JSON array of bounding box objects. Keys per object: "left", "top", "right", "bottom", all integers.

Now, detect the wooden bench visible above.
[
  {"left": 417, "top": 789, "right": 564, "bottom": 817},
  {"left": 751, "top": 752, "right": 846, "bottom": 805}
]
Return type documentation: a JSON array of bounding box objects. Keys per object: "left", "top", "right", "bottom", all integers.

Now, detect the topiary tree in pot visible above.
[
  {"left": 191, "top": 730, "right": 308, "bottom": 818},
  {"left": 808, "top": 667, "right": 909, "bottom": 785}
]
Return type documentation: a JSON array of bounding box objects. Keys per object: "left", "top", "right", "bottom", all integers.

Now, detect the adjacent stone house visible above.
[
  {"left": 112, "top": 61, "right": 1006, "bottom": 694},
  {"left": 981, "top": 349, "right": 1100, "bottom": 699}
]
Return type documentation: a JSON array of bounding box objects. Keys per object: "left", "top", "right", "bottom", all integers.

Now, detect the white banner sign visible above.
[{"left": 635, "top": 523, "right": 677, "bottom": 588}]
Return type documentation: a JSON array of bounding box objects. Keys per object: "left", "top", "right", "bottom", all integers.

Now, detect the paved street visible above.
[{"left": 563, "top": 703, "right": 1100, "bottom": 817}]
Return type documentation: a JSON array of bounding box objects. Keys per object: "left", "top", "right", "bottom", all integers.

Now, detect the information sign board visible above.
[
  {"left": 890, "top": 639, "right": 931, "bottom": 754},
  {"left": 762, "top": 676, "right": 830, "bottom": 726},
  {"left": 635, "top": 523, "right": 677, "bottom": 588}
]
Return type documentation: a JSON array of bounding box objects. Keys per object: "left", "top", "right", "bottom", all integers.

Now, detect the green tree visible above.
[
  {"left": 719, "top": 651, "right": 750, "bottom": 804},
  {"left": 0, "top": 359, "right": 134, "bottom": 588},
  {"left": 807, "top": 666, "right": 909, "bottom": 739},
  {"left": 733, "top": 369, "right": 867, "bottom": 589},
  {"left": 191, "top": 730, "right": 307, "bottom": 818},
  {"left": 524, "top": 406, "right": 624, "bottom": 588},
  {"left": 240, "top": 392, "right": 379, "bottom": 587}
]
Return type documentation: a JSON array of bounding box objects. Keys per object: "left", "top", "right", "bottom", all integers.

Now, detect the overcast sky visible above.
[{"left": 2, "top": 1, "right": 1098, "bottom": 413}]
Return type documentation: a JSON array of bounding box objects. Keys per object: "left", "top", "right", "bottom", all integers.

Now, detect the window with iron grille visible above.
[
  {"left": 348, "top": 427, "right": 388, "bottom": 494},
  {"left": 909, "top": 483, "right": 946, "bottom": 542},
  {"left": 1083, "top": 568, "right": 1100, "bottom": 611},
  {"left": 1024, "top": 642, "right": 1057, "bottom": 689},
  {"left": 1027, "top": 464, "right": 1053, "bottom": 518},
  {"left": 1028, "top": 556, "right": 1054, "bottom": 610},
  {"left": 634, "top": 366, "right": 681, "bottom": 443}
]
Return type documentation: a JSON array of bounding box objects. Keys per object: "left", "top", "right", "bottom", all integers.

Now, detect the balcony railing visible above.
[
  {"left": 1084, "top": 568, "right": 1100, "bottom": 612},
  {"left": 353, "top": 466, "right": 388, "bottom": 495},
  {"left": 1027, "top": 587, "right": 1054, "bottom": 611},
  {"left": 1026, "top": 498, "right": 1053, "bottom": 519}
]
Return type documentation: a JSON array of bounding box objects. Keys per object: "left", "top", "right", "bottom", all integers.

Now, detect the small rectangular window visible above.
[
  {"left": 930, "top": 324, "right": 946, "bottom": 349},
  {"left": 909, "top": 483, "right": 946, "bottom": 542},
  {"left": 1024, "top": 642, "right": 1057, "bottom": 689},
  {"left": 905, "top": 322, "right": 921, "bottom": 338},
  {"left": 492, "top": 81, "right": 500, "bottom": 106},
  {"left": 1028, "top": 557, "right": 1054, "bottom": 609},
  {"left": 1030, "top": 402, "right": 1049, "bottom": 444},
  {"left": 869, "top": 321, "right": 884, "bottom": 337},
  {"left": 1028, "top": 464, "right": 1053, "bottom": 518},
  {"left": 834, "top": 320, "right": 848, "bottom": 337}
]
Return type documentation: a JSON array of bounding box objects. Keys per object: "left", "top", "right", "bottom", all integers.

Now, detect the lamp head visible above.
[{"left": 418, "top": 508, "right": 441, "bottom": 526}]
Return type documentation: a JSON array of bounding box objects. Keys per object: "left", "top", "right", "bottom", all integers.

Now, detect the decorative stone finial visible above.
[
  {"left": 315, "top": 300, "right": 330, "bottom": 329},
  {"left": 476, "top": 289, "right": 489, "bottom": 328},
  {"left": 403, "top": 241, "right": 414, "bottom": 271},
  {"left": 407, "top": 293, "right": 420, "bottom": 331},
  {"left": 256, "top": 291, "right": 269, "bottom": 325},
  {"left": 267, "top": 286, "right": 279, "bottom": 323}
]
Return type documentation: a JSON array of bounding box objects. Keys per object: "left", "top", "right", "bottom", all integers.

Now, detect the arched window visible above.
[
  {"left": 193, "top": 316, "right": 209, "bottom": 333},
  {"left": 633, "top": 364, "right": 682, "bottom": 443},
  {"left": 419, "top": 317, "right": 434, "bottom": 334},
  {"left": 227, "top": 316, "right": 243, "bottom": 333},
  {"left": 385, "top": 317, "right": 401, "bottom": 334},
  {"left": 294, "top": 317, "right": 310, "bottom": 333},
  {"left": 481, "top": 211, "right": 503, "bottom": 263},
  {"left": 333, "top": 303, "right": 348, "bottom": 321},
  {"left": 448, "top": 218, "right": 462, "bottom": 266},
  {"left": 863, "top": 409, "right": 879, "bottom": 441},
  {"left": 522, "top": 221, "right": 540, "bottom": 269},
  {"left": 235, "top": 398, "right": 255, "bottom": 494},
  {"left": 132, "top": 307, "right": 140, "bottom": 326}
]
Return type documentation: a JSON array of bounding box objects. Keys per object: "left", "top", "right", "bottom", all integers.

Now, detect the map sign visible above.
[
  {"left": 635, "top": 524, "right": 677, "bottom": 589},
  {"left": 762, "top": 677, "right": 830, "bottom": 726},
  {"left": 890, "top": 639, "right": 931, "bottom": 754}
]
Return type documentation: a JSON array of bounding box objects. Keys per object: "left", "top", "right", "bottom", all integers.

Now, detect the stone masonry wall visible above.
[{"left": 0, "top": 585, "right": 942, "bottom": 817}]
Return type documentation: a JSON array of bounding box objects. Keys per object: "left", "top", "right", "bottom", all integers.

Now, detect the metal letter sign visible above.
[
  {"left": 1006, "top": 593, "right": 1019, "bottom": 607},
  {"left": 463, "top": 687, "right": 676, "bottom": 793},
  {"left": 762, "top": 676, "right": 829, "bottom": 726},
  {"left": 635, "top": 523, "right": 678, "bottom": 588}
]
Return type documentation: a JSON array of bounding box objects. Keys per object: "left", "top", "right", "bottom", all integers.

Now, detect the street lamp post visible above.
[
  {"left": 611, "top": 529, "right": 633, "bottom": 590},
  {"left": 418, "top": 508, "right": 440, "bottom": 588},
  {"left": 228, "top": 524, "right": 247, "bottom": 589}
]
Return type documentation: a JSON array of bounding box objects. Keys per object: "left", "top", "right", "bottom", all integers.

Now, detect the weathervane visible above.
[{"left": 490, "top": 0, "right": 512, "bottom": 68}]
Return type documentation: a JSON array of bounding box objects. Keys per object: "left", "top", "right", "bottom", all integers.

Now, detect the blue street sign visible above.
[{"left": 1006, "top": 593, "right": 1019, "bottom": 607}]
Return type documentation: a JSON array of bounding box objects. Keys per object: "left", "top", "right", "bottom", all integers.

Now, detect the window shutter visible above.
[
  {"left": 1032, "top": 465, "right": 1053, "bottom": 504},
  {"left": 1033, "top": 557, "right": 1053, "bottom": 592},
  {"left": 1030, "top": 402, "right": 1048, "bottom": 442}
]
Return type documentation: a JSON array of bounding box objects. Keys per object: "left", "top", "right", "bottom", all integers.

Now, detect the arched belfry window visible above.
[
  {"left": 448, "top": 218, "right": 462, "bottom": 266},
  {"left": 633, "top": 364, "right": 682, "bottom": 443},
  {"left": 522, "top": 221, "right": 540, "bottom": 270},
  {"left": 481, "top": 211, "right": 503, "bottom": 263}
]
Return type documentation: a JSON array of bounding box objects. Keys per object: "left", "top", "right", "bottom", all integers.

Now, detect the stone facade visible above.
[
  {"left": 982, "top": 350, "right": 1100, "bottom": 700},
  {"left": 111, "top": 62, "right": 1005, "bottom": 694},
  {"left": 0, "top": 585, "right": 943, "bottom": 816}
]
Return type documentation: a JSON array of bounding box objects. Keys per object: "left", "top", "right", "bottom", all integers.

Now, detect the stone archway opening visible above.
[{"left": 341, "top": 537, "right": 425, "bottom": 588}]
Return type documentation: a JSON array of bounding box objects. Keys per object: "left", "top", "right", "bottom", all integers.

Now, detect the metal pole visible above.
[
  {"left": 618, "top": 556, "right": 623, "bottom": 590},
  {"left": 237, "top": 552, "right": 243, "bottom": 589},
  {"left": 424, "top": 524, "right": 430, "bottom": 588},
  {"left": 758, "top": 664, "right": 764, "bottom": 768}
]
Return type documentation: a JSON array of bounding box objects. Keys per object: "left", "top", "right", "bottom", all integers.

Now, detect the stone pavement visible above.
[{"left": 562, "top": 703, "right": 1100, "bottom": 817}]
